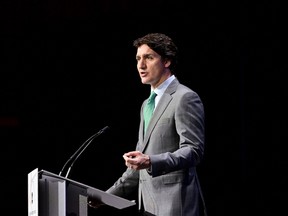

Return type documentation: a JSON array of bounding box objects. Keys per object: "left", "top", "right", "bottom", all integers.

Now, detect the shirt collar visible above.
[{"left": 153, "top": 75, "right": 175, "bottom": 97}]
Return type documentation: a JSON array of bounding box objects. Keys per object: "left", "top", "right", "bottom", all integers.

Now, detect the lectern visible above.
[{"left": 28, "top": 168, "right": 135, "bottom": 216}]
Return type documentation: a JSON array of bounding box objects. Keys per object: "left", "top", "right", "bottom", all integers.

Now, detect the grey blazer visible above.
[{"left": 107, "top": 78, "right": 205, "bottom": 216}]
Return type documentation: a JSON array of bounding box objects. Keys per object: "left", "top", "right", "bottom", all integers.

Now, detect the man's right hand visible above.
[{"left": 87, "top": 197, "right": 105, "bottom": 209}]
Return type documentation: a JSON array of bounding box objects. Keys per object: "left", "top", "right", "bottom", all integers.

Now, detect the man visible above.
[{"left": 91, "top": 33, "right": 206, "bottom": 216}]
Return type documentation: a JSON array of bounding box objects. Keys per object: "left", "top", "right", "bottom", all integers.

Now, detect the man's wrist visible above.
[{"left": 145, "top": 155, "right": 152, "bottom": 174}]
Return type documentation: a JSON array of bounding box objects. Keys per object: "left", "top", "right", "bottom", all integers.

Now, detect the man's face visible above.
[{"left": 136, "top": 44, "right": 171, "bottom": 89}]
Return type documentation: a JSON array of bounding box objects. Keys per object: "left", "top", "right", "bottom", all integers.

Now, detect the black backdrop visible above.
[{"left": 1, "top": 1, "right": 287, "bottom": 215}]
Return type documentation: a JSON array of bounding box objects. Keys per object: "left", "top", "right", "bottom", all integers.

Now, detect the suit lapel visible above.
[{"left": 140, "top": 78, "right": 179, "bottom": 152}]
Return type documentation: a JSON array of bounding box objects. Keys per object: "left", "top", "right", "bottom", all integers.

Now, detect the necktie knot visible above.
[
  {"left": 147, "top": 91, "right": 157, "bottom": 104},
  {"left": 144, "top": 91, "right": 157, "bottom": 132}
]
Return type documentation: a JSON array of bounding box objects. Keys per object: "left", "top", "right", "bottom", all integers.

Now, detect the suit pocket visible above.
[
  {"left": 162, "top": 171, "right": 184, "bottom": 184},
  {"left": 157, "top": 117, "right": 170, "bottom": 125}
]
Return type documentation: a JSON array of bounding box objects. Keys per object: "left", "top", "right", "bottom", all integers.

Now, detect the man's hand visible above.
[
  {"left": 87, "top": 197, "right": 105, "bottom": 209},
  {"left": 123, "top": 151, "right": 151, "bottom": 170}
]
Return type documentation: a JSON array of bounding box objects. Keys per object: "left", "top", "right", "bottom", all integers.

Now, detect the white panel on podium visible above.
[{"left": 28, "top": 168, "right": 39, "bottom": 216}]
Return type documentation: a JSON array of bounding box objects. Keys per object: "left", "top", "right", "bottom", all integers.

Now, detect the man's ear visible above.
[{"left": 164, "top": 59, "right": 171, "bottom": 68}]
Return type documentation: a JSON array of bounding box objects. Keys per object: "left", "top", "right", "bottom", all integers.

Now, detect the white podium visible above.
[{"left": 28, "top": 168, "right": 135, "bottom": 216}]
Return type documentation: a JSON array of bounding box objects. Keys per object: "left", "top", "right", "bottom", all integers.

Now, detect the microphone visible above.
[{"left": 59, "top": 126, "right": 109, "bottom": 178}]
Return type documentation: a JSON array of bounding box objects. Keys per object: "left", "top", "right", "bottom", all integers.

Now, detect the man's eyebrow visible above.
[{"left": 136, "top": 53, "right": 154, "bottom": 58}]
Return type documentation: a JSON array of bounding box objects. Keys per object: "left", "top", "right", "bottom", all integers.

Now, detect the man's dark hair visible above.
[{"left": 133, "top": 33, "right": 178, "bottom": 74}]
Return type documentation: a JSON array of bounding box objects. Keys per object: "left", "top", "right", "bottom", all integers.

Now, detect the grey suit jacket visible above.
[{"left": 107, "top": 78, "right": 205, "bottom": 216}]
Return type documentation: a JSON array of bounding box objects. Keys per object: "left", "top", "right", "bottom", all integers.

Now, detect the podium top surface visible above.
[{"left": 39, "top": 169, "right": 136, "bottom": 210}]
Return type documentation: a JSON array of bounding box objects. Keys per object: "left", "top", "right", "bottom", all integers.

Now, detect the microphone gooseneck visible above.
[{"left": 59, "top": 126, "right": 109, "bottom": 178}]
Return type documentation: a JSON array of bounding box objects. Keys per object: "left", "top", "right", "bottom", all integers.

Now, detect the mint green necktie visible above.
[{"left": 144, "top": 91, "right": 157, "bottom": 132}]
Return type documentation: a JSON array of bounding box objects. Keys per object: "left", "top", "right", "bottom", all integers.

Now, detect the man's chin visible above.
[
  {"left": 141, "top": 78, "right": 150, "bottom": 85},
  {"left": 141, "top": 79, "right": 148, "bottom": 84}
]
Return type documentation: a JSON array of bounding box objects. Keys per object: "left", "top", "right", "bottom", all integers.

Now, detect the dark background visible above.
[{"left": 1, "top": 1, "right": 287, "bottom": 215}]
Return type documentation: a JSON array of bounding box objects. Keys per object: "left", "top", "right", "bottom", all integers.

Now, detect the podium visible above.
[{"left": 28, "top": 168, "right": 136, "bottom": 216}]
